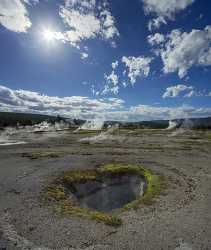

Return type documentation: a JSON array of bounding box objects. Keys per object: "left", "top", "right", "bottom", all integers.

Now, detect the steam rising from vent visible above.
[
  {"left": 0, "top": 135, "right": 26, "bottom": 146},
  {"left": 0, "top": 128, "right": 26, "bottom": 146},
  {"left": 76, "top": 118, "right": 105, "bottom": 131},
  {"left": 169, "top": 119, "right": 194, "bottom": 137},
  {"left": 0, "top": 121, "right": 70, "bottom": 146},
  {"left": 166, "top": 120, "right": 178, "bottom": 130},
  {"left": 32, "top": 121, "right": 69, "bottom": 132},
  {"left": 80, "top": 124, "right": 119, "bottom": 143}
]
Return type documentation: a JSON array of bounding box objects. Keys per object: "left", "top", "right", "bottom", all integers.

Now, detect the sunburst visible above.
[{"left": 42, "top": 29, "right": 55, "bottom": 42}]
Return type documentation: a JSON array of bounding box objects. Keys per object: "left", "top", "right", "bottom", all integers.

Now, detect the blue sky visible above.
[{"left": 0, "top": 0, "right": 211, "bottom": 121}]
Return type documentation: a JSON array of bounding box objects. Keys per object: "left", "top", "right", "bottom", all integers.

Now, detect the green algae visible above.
[{"left": 45, "top": 163, "right": 165, "bottom": 227}]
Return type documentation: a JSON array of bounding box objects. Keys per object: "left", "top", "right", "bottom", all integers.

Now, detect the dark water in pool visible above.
[{"left": 69, "top": 174, "right": 146, "bottom": 212}]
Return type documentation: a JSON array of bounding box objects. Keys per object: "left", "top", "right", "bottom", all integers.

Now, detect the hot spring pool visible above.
[{"left": 68, "top": 173, "right": 147, "bottom": 212}]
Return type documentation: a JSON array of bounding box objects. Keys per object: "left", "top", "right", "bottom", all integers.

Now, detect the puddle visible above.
[{"left": 69, "top": 173, "right": 146, "bottom": 212}]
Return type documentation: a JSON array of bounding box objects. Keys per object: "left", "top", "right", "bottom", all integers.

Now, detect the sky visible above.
[{"left": 0, "top": 0, "right": 211, "bottom": 121}]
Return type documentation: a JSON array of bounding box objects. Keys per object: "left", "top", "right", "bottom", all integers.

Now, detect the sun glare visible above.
[{"left": 42, "top": 29, "right": 55, "bottom": 42}]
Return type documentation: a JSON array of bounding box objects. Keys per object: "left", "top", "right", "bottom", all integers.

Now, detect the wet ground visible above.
[{"left": 0, "top": 128, "right": 211, "bottom": 249}]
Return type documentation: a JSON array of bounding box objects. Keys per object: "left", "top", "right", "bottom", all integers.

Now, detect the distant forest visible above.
[
  {"left": 0, "top": 112, "right": 211, "bottom": 129},
  {"left": 117, "top": 117, "right": 211, "bottom": 130},
  {"left": 0, "top": 112, "right": 64, "bottom": 128}
]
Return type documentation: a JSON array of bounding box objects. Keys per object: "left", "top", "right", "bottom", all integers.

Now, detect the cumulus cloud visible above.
[
  {"left": 163, "top": 84, "right": 193, "bottom": 98},
  {"left": 148, "top": 16, "right": 167, "bottom": 31},
  {"left": 59, "top": 7, "right": 101, "bottom": 45},
  {"left": 0, "top": 85, "right": 124, "bottom": 118},
  {"left": 0, "top": 0, "right": 36, "bottom": 32},
  {"left": 57, "top": 0, "right": 119, "bottom": 47},
  {"left": 142, "top": 0, "right": 195, "bottom": 30},
  {"left": 162, "top": 84, "right": 205, "bottom": 98},
  {"left": 143, "top": 0, "right": 194, "bottom": 19},
  {"left": 91, "top": 105, "right": 211, "bottom": 121},
  {"left": 122, "top": 56, "right": 153, "bottom": 84},
  {"left": 150, "top": 26, "right": 211, "bottom": 78},
  {"left": 148, "top": 33, "right": 165, "bottom": 46},
  {"left": 65, "top": 0, "right": 96, "bottom": 9},
  {"left": 129, "top": 104, "right": 211, "bottom": 120},
  {"left": 1, "top": 85, "right": 211, "bottom": 121}
]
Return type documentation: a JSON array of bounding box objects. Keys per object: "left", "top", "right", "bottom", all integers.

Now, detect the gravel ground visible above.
[{"left": 0, "top": 129, "right": 211, "bottom": 250}]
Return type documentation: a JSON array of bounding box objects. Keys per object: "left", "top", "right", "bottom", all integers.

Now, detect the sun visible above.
[{"left": 42, "top": 29, "right": 55, "bottom": 42}]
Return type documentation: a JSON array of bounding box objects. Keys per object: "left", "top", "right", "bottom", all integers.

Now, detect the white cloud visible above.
[
  {"left": 100, "top": 9, "right": 120, "bottom": 41},
  {"left": 105, "top": 71, "right": 119, "bottom": 86},
  {"left": 142, "top": 0, "right": 195, "bottom": 30},
  {"left": 128, "top": 104, "right": 211, "bottom": 120},
  {"left": 65, "top": 0, "right": 96, "bottom": 9},
  {"left": 122, "top": 56, "right": 153, "bottom": 84},
  {"left": 58, "top": 0, "right": 119, "bottom": 47},
  {"left": 101, "top": 85, "right": 119, "bottom": 96},
  {"left": 81, "top": 52, "right": 89, "bottom": 59},
  {"left": 184, "top": 90, "right": 202, "bottom": 98},
  {"left": 111, "top": 60, "right": 118, "bottom": 69},
  {"left": 0, "top": 85, "right": 124, "bottom": 118},
  {"left": 95, "top": 56, "right": 152, "bottom": 96},
  {"left": 143, "top": 0, "right": 194, "bottom": 19},
  {"left": 92, "top": 105, "right": 211, "bottom": 121},
  {"left": 23, "top": 0, "right": 39, "bottom": 5},
  {"left": 0, "top": 0, "right": 35, "bottom": 33},
  {"left": 148, "top": 33, "right": 165, "bottom": 45},
  {"left": 162, "top": 84, "right": 205, "bottom": 98},
  {"left": 1, "top": 85, "right": 211, "bottom": 121},
  {"left": 163, "top": 84, "right": 193, "bottom": 98},
  {"left": 102, "top": 70, "right": 119, "bottom": 95},
  {"left": 150, "top": 26, "right": 211, "bottom": 78},
  {"left": 59, "top": 7, "right": 100, "bottom": 46},
  {"left": 93, "top": 60, "right": 120, "bottom": 96},
  {"left": 148, "top": 16, "right": 167, "bottom": 31}
]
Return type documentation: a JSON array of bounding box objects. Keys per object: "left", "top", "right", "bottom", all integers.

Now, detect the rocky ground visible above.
[{"left": 0, "top": 128, "right": 211, "bottom": 250}]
